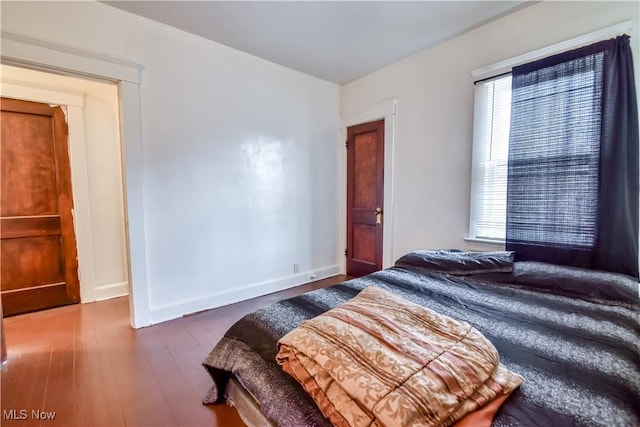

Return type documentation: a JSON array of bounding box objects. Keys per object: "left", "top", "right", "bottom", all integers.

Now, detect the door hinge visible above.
[
  {"left": 344, "top": 248, "right": 348, "bottom": 257},
  {"left": 345, "top": 139, "right": 348, "bottom": 149}
]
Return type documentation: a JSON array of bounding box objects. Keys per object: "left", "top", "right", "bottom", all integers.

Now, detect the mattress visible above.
[{"left": 203, "top": 250, "right": 640, "bottom": 426}]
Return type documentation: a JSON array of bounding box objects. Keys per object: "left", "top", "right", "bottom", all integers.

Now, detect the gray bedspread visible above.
[{"left": 203, "top": 251, "right": 640, "bottom": 426}]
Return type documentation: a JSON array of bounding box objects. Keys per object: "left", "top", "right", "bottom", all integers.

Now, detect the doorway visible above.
[
  {"left": 346, "top": 119, "right": 385, "bottom": 277},
  {"left": 0, "top": 66, "right": 130, "bottom": 317},
  {"left": 2, "top": 33, "right": 147, "bottom": 327}
]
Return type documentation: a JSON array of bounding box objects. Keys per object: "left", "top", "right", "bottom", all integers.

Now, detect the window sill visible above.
[{"left": 463, "top": 237, "right": 506, "bottom": 250}]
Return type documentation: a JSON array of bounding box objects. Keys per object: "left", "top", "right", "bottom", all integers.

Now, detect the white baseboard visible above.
[
  {"left": 94, "top": 281, "right": 129, "bottom": 301},
  {"left": 148, "top": 264, "right": 342, "bottom": 325}
]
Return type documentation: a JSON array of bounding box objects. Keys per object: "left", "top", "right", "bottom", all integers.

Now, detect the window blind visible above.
[
  {"left": 469, "top": 75, "right": 512, "bottom": 241},
  {"left": 507, "top": 53, "right": 602, "bottom": 252}
]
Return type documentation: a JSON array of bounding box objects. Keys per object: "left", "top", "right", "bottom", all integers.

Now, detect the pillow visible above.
[
  {"left": 512, "top": 261, "right": 639, "bottom": 308},
  {"left": 395, "top": 250, "right": 514, "bottom": 275}
]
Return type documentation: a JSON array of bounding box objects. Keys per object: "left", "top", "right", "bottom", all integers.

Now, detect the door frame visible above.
[
  {"left": 0, "top": 31, "right": 150, "bottom": 328},
  {"left": 341, "top": 99, "right": 397, "bottom": 273}
]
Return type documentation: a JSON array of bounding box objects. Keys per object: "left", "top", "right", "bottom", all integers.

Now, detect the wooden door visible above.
[
  {"left": 1, "top": 97, "right": 80, "bottom": 316},
  {"left": 346, "top": 119, "right": 384, "bottom": 277}
]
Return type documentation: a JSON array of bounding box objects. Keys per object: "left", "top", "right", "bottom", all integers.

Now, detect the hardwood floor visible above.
[{"left": 1, "top": 275, "right": 350, "bottom": 427}]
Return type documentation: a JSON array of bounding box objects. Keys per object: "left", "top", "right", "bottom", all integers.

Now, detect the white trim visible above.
[
  {"left": 472, "top": 20, "right": 633, "bottom": 81},
  {"left": 95, "top": 281, "right": 130, "bottom": 301},
  {"left": 343, "top": 100, "right": 397, "bottom": 129},
  {"left": 341, "top": 99, "right": 397, "bottom": 271},
  {"left": 118, "top": 81, "right": 150, "bottom": 328},
  {"left": 0, "top": 33, "right": 150, "bottom": 328},
  {"left": 1, "top": 80, "right": 84, "bottom": 106},
  {"left": 149, "top": 265, "right": 341, "bottom": 325},
  {"left": 67, "top": 105, "right": 99, "bottom": 303},
  {"left": 463, "top": 237, "right": 506, "bottom": 252},
  {"left": 1, "top": 32, "right": 142, "bottom": 84}
]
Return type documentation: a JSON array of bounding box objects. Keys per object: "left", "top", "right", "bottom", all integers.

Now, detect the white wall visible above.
[
  {"left": 1, "top": 1, "right": 341, "bottom": 324},
  {"left": 341, "top": 1, "right": 640, "bottom": 261},
  {"left": 0, "top": 64, "right": 129, "bottom": 302}
]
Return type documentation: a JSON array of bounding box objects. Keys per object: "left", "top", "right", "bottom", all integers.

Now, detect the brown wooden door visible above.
[
  {"left": 346, "top": 119, "right": 384, "bottom": 277},
  {"left": 1, "top": 97, "right": 80, "bottom": 316}
]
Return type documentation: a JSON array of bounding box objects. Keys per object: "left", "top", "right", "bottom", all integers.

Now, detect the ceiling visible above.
[{"left": 103, "top": 1, "right": 531, "bottom": 85}]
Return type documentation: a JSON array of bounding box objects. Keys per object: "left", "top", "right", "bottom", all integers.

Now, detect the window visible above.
[
  {"left": 468, "top": 34, "right": 638, "bottom": 278},
  {"left": 468, "top": 74, "right": 512, "bottom": 242}
]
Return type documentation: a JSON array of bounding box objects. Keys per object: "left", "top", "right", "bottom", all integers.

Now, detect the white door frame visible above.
[
  {"left": 0, "top": 31, "right": 151, "bottom": 328},
  {"left": 341, "top": 99, "right": 397, "bottom": 272}
]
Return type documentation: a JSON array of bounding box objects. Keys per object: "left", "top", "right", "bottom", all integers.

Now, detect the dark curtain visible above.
[{"left": 506, "top": 35, "right": 639, "bottom": 278}]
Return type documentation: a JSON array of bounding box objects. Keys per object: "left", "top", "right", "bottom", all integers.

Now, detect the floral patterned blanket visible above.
[{"left": 276, "top": 286, "right": 522, "bottom": 427}]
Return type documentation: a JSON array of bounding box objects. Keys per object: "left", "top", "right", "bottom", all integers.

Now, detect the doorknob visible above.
[{"left": 375, "top": 207, "right": 383, "bottom": 224}]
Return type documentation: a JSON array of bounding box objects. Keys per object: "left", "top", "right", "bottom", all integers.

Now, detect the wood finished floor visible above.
[{"left": 1, "top": 274, "right": 350, "bottom": 427}]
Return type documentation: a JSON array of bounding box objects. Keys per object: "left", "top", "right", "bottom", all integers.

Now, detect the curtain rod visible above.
[
  {"left": 474, "top": 71, "right": 512, "bottom": 85},
  {"left": 472, "top": 20, "right": 633, "bottom": 82}
]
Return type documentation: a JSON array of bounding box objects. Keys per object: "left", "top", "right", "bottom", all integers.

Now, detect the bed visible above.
[{"left": 202, "top": 251, "right": 640, "bottom": 426}]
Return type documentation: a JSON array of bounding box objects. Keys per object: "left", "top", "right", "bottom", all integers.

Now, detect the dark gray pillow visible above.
[{"left": 395, "top": 250, "right": 514, "bottom": 275}]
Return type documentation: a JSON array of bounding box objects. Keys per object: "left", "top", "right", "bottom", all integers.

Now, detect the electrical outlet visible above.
[{"left": 293, "top": 263, "right": 300, "bottom": 274}]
